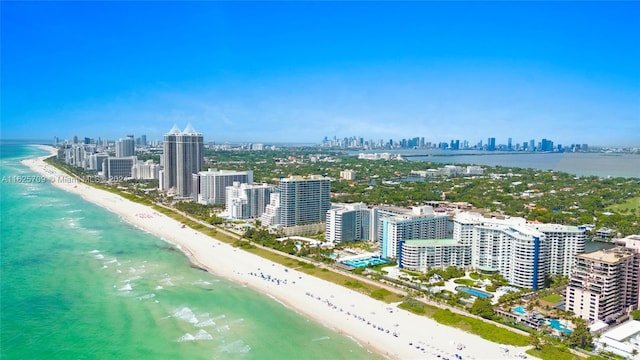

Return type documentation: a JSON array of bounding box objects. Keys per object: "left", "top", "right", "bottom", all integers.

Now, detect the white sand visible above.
[{"left": 23, "top": 145, "right": 534, "bottom": 360}]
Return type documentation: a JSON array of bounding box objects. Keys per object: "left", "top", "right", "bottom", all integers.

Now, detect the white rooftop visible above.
[{"left": 603, "top": 320, "right": 640, "bottom": 342}]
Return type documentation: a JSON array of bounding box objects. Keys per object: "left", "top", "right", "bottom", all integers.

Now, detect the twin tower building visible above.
[{"left": 159, "top": 124, "right": 204, "bottom": 198}]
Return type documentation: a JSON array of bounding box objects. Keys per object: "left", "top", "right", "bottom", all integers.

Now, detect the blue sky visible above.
[{"left": 2, "top": 1, "right": 639, "bottom": 146}]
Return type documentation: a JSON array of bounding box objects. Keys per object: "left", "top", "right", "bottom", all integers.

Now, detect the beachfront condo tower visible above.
[
  {"left": 160, "top": 124, "right": 204, "bottom": 198},
  {"left": 566, "top": 247, "right": 639, "bottom": 323},
  {"left": 277, "top": 175, "right": 331, "bottom": 235}
]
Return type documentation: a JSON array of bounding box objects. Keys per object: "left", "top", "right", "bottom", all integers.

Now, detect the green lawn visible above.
[
  {"left": 526, "top": 344, "right": 606, "bottom": 360},
  {"left": 607, "top": 196, "right": 640, "bottom": 213},
  {"left": 540, "top": 293, "right": 562, "bottom": 303}
]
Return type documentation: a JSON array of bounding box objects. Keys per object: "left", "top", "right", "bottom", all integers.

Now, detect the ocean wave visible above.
[
  {"left": 177, "top": 333, "right": 195, "bottom": 342},
  {"left": 173, "top": 307, "right": 198, "bottom": 324},
  {"left": 195, "top": 319, "right": 216, "bottom": 328},
  {"left": 216, "top": 339, "right": 251, "bottom": 354},
  {"left": 137, "top": 293, "right": 156, "bottom": 301},
  {"left": 118, "top": 283, "right": 133, "bottom": 291},
  {"left": 312, "top": 336, "right": 331, "bottom": 342}
]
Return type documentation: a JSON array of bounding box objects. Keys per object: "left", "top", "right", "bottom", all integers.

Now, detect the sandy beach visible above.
[{"left": 23, "top": 145, "right": 534, "bottom": 360}]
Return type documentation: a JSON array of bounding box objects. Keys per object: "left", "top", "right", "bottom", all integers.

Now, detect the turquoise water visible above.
[
  {"left": 341, "top": 257, "right": 389, "bottom": 268},
  {"left": 512, "top": 306, "right": 527, "bottom": 315},
  {"left": 455, "top": 287, "right": 492, "bottom": 299},
  {"left": 0, "top": 144, "right": 380, "bottom": 359},
  {"left": 547, "top": 319, "right": 572, "bottom": 334}
]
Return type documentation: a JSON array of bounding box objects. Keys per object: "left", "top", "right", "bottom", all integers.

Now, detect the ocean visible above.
[{"left": 0, "top": 144, "right": 378, "bottom": 360}]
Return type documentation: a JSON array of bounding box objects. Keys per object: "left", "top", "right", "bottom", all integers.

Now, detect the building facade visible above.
[
  {"left": 194, "top": 169, "right": 254, "bottom": 205},
  {"left": 161, "top": 124, "right": 204, "bottom": 198},
  {"left": 566, "top": 247, "right": 639, "bottom": 323},
  {"left": 278, "top": 175, "right": 331, "bottom": 227},
  {"left": 325, "top": 203, "right": 371, "bottom": 244},
  {"left": 399, "top": 239, "right": 471, "bottom": 271},
  {"left": 103, "top": 156, "right": 137, "bottom": 179},
  {"left": 380, "top": 206, "right": 450, "bottom": 260},
  {"left": 225, "top": 182, "right": 275, "bottom": 220},
  {"left": 115, "top": 136, "right": 135, "bottom": 157},
  {"left": 451, "top": 212, "right": 586, "bottom": 289}
]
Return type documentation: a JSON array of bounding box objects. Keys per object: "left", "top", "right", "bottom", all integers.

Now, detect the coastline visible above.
[{"left": 23, "top": 145, "right": 533, "bottom": 360}]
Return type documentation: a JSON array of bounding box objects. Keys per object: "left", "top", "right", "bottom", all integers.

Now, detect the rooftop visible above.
[{"left": 578, "top": 247, "right": 637, "bottom": 263}]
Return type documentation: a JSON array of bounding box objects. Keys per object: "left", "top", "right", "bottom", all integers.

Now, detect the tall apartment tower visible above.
[
  {"left": 161, "top": 124, "right": 204, "bottom": 198},
  {"left": 325, "top": 203, "right": 371, "bottom": 244},
  {"left": 278, "top": 175, "right": 331, "bottom": 227},
  {"left": 565, "top": 247, "right": 639, "bottom": 323},
  {"left": 380, "top": 206, "right": 450, "bottom": 260},
  {"left": 116, "top": 135, "right": 135, "bottom": 157}
]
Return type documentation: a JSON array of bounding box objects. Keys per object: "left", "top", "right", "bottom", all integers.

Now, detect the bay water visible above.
[{"left": 0, "top": 144, "right": 378, "bottom": 360}]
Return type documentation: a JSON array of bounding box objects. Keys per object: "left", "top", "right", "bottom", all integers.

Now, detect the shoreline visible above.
[{"left": 22, "top": 145, "right": 534, "bottom": 360}]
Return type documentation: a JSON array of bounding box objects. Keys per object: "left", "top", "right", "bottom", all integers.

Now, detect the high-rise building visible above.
[
  {"left": 131, "top": 159, "right": 160, "bottom": 180},
  {"left": 116, "top": 136, "right": 135, "bottom": 157},
  {"left": 260, "top": 193, "right": 281, "bottom": 227},
  {"left": 278, "top": 175, "right": 331, "bottom": 227},
  {"left": 381, "top": 206, "right": 450, "bottom": 260},
  {"left": 451, "top": 212, "right": 586, "bottom": 289},
  {"left": 103, "top": 156, "right": 137, "bottom": 179},
  {"left": 566, "top": 247, "right": 639, "bottom": 323},
  {"left": 340, "top": 170, "right": 356, "bottom": 181},
  {"left": 194, "top": 169, "right": 254, "bottom": 205},
  {"left": 325, "top": 203, "right": 371, "bottom": 244},
  {"left": 487, "top": 137, "right": 496, "bottom": 151},
  {"left": 161, "top": 124, "right": 204, "bottom": 198},
  {"left": 225, "top": 182, "right": 274, "bottom": 220}
]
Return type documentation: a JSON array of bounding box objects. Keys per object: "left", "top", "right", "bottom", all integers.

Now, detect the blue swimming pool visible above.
[
  {"left": 512, "top": 306, "right": 527, "bottom": 315},
  {"left": 455, "top": 286, "right": 493, "bottom": 299},
  {"left": 547, "top": 319, "right": 572, "bottom": 334},
  {"left": 341, "top": 257, "right": 390, "bottom": 268}
]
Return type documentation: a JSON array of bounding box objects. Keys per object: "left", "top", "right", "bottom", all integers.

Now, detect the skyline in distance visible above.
[{"left": 2, "top": 2, "right": 639, "bottom": 146}]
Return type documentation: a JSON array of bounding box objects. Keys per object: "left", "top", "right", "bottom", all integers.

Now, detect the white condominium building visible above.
[
  {"left": 225, "top": 182, "right": 275, "bottom": 220},
  {"left": 400, "top": 239, "right": 471, "bottom": 271},
  {"left": 451, "top": 212, "right": 586, "bottom": 290},
  {"left": 531, "top": 223, "right": 586, "bottom": 276},
  {"left": 131, "top": 159, "right": 160, "bottom": 180},
  {"left": 325, "top": 203, "right": 370, "bottom": 244},
  {"left": 194, "top": 168, "right": 254, "bottom": 205},
  {"left": 260, "top": 192, "right": 281, "bottom": 227},
  {"left": 340, "top": 169, "right": 356, "bottom": 180},
  {"left": 381, "top": 206, "right": 450, "bottom": 260}
]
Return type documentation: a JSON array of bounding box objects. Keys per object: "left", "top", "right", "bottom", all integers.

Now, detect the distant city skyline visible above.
[{"left": 2, "top": 2, "right": 639, "bottom": 146}]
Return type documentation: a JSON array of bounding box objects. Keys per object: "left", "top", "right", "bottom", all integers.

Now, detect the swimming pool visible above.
[
  {"left": 547, "top": 319, "right": 572, "bottom": 334},
  {"left": 455, "top": 286, "right": 493, "bottom": 299},
  {"left": 341, "top": 257, "right": 390, "bottom": 268},
  {"left": 512, "top": 306, "right": 527, "bottom": 315}
]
